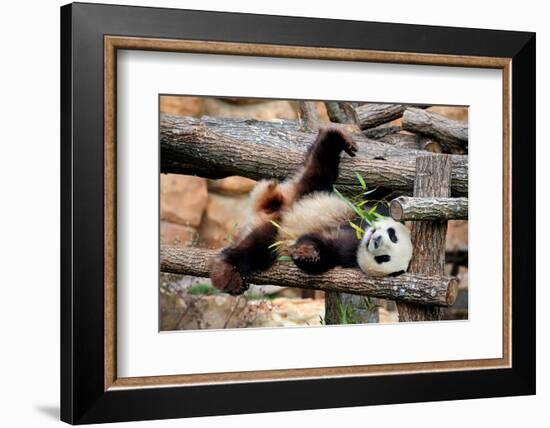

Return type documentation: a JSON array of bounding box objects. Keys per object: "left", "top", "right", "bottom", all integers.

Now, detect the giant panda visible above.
[{"left": 210, "top": 125, "right": 413, "bottom": 295}]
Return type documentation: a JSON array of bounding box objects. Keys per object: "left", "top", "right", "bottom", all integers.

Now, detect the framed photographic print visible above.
[{"left": 60, "top": 2, "right": 536, "bottom": 424}]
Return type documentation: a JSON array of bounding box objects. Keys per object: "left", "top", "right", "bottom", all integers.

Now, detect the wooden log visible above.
[
  {"left": 390, "top": 196, "right": 468, "bottom": 221},
  {"left": 297, "top": 101, "right": 320, "bottom": 131},
  {"left": 324, "top": 101, "right": 359, "bottom": 125},
  {"left": 160, "top": 114, "right": 468, "bottom": 196},
  {"left": 160, "top": 246, "right": 459, "bottom": 307},
  {"left": 402, "top": 108, "right": 468, "bottom": 153},
  {"left": 355, "top": 104, "right": 427, "bottom": 129},
  {"left": 363, "top": 123, "right": 402, "bottom": 140},
  {"left": 396, "top": 155, "right": 454, "bottom": 322},
  {"left": 380, "top": 133, "right": 442, "bottom": 153}
]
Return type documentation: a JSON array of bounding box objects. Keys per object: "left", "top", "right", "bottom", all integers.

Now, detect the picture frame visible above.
[{"left": 60, "top": 2, "right": 535, "bottom": 424}]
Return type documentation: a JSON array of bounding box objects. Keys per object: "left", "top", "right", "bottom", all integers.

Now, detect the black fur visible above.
[
  {"left": 222, "top": 222, "right": 278, "bottom": 276},
  {"left": 388, "top": 270, "right": 405, "bottom": 277},
  {"left": 294, "top": 127, "right": 357, "bottom": 197},
  {"left": 374, "top": 254, "right": 391, "bottom": 264},
  {"left": 290, "top": 226, "right": 359, "bottom": 274},
  {"left": 210, "top": 126, "right": 358, "bottom": 294},
  {"left": 387, "top": 227, "right": 398, "bottom": 243}
]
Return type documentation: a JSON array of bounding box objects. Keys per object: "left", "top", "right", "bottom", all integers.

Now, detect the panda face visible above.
[
  {"left": 367, "top": 225, "right": 400, "bottom": 255},
  {"left": 357, "top": 217, "right": 413, "bottom": 276}
]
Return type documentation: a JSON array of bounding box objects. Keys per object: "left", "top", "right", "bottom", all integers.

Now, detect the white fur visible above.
[
  {"left": 357, "top": 217, "right": 413, "bottom": 276},
  {"left": 278, "top": 192, "right": 354, "bottom": 242}
]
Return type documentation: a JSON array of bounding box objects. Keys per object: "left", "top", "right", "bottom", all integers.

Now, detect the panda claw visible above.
[{"left": 290, "top": 243, "right": 321, "bottom": 263}]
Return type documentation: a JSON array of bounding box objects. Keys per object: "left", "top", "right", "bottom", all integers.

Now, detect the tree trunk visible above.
[
  {"left": 390, "top": 196, "right": 468, "bottom": 221},
  {"left": 160, "top": 246, "right": 459, "bottom": 307},
  {"left": 402, "top": 108, "right": 468, "bottom": 154},
  {"left": 396, "top": 155, "right": 453, "bottom": 321},
  {"left": 160, "top": 114, "right": 469, "bottom": 196}
]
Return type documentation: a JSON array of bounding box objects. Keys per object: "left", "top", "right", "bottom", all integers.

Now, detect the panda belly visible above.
[{"left": 277, "top": 192, "right": 355, "bottom": 246}]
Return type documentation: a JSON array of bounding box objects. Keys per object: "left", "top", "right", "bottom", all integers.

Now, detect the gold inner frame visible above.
[{"left": 104, "top": 36, "right": 512, "bottom": 391}]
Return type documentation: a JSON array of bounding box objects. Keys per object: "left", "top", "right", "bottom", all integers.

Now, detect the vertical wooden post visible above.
[{"left": 396, "top": 155, "right": 452, "bottom": 322}]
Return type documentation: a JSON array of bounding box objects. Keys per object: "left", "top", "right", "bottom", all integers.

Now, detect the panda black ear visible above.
[{"left": 387, "top": 227, "right": 398, "bottom": 243}]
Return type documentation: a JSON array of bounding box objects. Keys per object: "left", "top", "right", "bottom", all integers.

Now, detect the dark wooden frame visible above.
[{"left": 61, "top": 2, "right": 535, "bottom": 424}]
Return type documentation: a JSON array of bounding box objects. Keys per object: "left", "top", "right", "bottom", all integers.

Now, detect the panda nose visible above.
[{"left": 373, "top": 235, "right": 382, "bottom": 249}]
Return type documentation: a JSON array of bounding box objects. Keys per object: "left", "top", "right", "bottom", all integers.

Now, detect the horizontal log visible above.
[
  {"left": 160, "top": 114, "right": 468, "bottom": 196},
  {"left": 380, "top": 133, "right": 442, "bottom": 153},
  {"left": 160, "top": 246, "right": 459, "bottom": 307},
  {"left": 363, "top": 123, "right": 402, "bottom": 139},
  {"left": 402, "top": 108, "right": 468, "bottom": 153},
  {"left": 355, "top": 104, "right": 427, "bottom": 129},
  {"left": 390, "top": 196, "right": 468, "bottom": 221}
]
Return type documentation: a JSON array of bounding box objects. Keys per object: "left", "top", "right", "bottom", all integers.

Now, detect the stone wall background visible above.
[{"left": 159, "top": 96, "right": 469, "bottom": 329}]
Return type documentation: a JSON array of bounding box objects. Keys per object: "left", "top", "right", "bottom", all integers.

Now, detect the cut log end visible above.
[
  {"left": 390, "top": 198, "right": 405, "bottom": 221},
  {"left": 446, "top": 278, "right": 459, "bottom": 306}
]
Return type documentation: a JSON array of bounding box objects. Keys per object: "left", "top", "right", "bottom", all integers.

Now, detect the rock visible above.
[
  {"left": 207, "top": 176, "right": 257, "bottom": 196},
  {"left": 262, "top": 298, "right": 324, "bottom": 327},
  {"left": 160, "top": 96, "right": 204, "bottom": 117},
  {"left": 160, "top": 174, "right": 208, "bottom": 228},
  {"left": 379, "top": 306, "right": 399, "bottom": 323},
  {"left": 197, "top": 193, "right": 249, "bottom": 248},
  {"left": 160, "top": 221, "right": 198, "bottom": 246},
  {"left": 159, "top": 291, "right": 187, "bottom": 331},
  {"left": 315, "top": 101, "right": 331, "bottom": 123},
  {"left": 204, "top": 98, "right": 297, "bottom": 120},
  {"left": 446, "top": 220, "right": 468, "bottom": 251},
  {"left": 160, "top": 293, "right": 325, "bottom": 330},
  {"left": 428, "top": 106, "right": 468, "bottom": 122}
]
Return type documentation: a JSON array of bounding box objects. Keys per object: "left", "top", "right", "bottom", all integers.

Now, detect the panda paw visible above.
[
  {"left": 342, "top": 136, "right": 358, "bottom": 157},
  {"left": 210, "top": 256, "right": 249, "bottom": 295},
  {"left": 290, "top": 243, "right": 321, "bottom": 271}
]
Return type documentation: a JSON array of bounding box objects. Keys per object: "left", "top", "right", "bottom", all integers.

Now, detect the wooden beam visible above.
[
  {"left": 390, "top": 196, "right": 468, "bottom": 221},
  {"left": 160, "top": 114, "right": 468, "bottom": 196},
  {"left": 380, "top": 133, "right": 442, "bottom": 153},
  {"left": 402, "top": 108, "right": 468, "bottom": 153},
  {"left": 355, "top": 103, "right": 427, "bottom": 129},
  {"left": 160, "top": 246, "right": 459, "bottom": 307}
]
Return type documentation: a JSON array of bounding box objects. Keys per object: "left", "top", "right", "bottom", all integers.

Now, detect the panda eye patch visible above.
[{"left": 387, "top": 227, "right": 398, "bottom": 243}]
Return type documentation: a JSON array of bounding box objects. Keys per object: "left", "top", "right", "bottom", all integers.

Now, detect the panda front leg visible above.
[
  {"left": 290, "top": 227, "right": 359, "bottom": 274},
  {"left": 289, "top": 234, "right": 336, "bottom": 274}
]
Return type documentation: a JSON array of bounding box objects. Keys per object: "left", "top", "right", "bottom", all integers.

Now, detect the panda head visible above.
[{"left": 356, "top": 217, "right": 413, "bottom": 276}]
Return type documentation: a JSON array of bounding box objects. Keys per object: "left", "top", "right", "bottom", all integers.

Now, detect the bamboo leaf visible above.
[
  {"left": 348, "top": 221, "right": 365, "bottom": 239},
  {"left": 355, "top": 172, "right": 367, "bottom": 190},
  {"left": 268, "top": 240, "right": 284, "bottom": 249}
]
